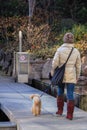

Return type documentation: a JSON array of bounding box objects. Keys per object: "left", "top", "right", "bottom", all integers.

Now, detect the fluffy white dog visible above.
[{"left": 30, "top": 94, "right": 41, "bottom": 116}]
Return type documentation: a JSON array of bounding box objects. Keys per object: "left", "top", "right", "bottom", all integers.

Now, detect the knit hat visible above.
[{"left": 63, "top": 32, "right": 74, "bottom": 43}]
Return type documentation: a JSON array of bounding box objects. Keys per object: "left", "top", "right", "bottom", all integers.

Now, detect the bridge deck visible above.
[{"left": 0, "top": 76, "right": 87, "bottom": 130}]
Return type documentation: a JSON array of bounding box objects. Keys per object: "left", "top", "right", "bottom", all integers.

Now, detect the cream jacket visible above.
[{"left": 51, "top": 43, "right": 81, "bottom": 84}]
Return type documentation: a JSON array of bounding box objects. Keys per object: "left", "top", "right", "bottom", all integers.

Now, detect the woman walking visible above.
[{"left": 49, "top": 32, "right": 81, "bottom": 120}]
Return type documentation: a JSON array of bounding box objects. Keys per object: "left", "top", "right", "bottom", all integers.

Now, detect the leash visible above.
[{"left": 40, "top": 84, "right": 51, "bottom": 97}]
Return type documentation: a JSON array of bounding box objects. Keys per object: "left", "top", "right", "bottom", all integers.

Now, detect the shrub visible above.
[
  {"left": 27, "top": 24, "right": 87, "bottom": 59},
  {"left": 72, "top": 24, "right": 87, "bottom": 41},
  {"left": 75, "top": 40, "right": 87, "bottom": 56},
  {"left": 27, "top": 45, "right": 59, "bottom": 59}
]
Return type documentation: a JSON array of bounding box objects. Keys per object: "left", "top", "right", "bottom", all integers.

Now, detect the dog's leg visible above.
[
  {"left": 36, "top": 106, "right": 40, "bottom": 116},
  {"left": 33, "top": 105, "right": 38, "bottom": 116},
  {"left": 38, "top": 101, "right": 41, "bottom": 115}
]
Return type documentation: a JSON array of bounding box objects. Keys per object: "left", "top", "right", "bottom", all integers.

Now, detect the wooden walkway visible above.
[{"left": 0, "top": 76, "right": 87, "bottom": 130}]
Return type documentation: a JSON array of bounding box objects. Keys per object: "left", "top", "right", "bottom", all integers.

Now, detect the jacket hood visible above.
[{"left": 61, "top": 43, "right": 74, "bottom": 48}]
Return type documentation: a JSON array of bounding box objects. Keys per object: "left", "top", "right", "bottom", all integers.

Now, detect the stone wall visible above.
[
  {"left": 81, "top": 54, "right": 87, "bottom": 76},
  {"left": 29, "top": 58, "right": 52, "bottom": 81},
  {"left": 29, "top": 54, "right": 87, "bottom": 81},
  {"left": 13, "top": 53, "right": 87, "bottom": 86}
]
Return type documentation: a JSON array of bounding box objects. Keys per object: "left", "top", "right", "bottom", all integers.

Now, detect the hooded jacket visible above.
[{"left": 51, "top": 43, "right": 81, "bottom": 84}]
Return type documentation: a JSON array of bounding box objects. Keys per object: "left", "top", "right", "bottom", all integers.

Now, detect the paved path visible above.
[{"left": 0, "top": 76, "right": 87, "bottom": 130}]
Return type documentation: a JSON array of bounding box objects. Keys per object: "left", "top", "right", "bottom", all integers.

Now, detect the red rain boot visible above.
[
  {"left": 66, "top": 100, "right": 74, "bottom": 120},
  {"left": 56, "top": 96, "right": 64, "bottom": 115}
]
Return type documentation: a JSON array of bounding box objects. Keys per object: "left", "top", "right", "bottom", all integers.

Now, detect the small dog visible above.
[{"left": 30, "top": 94, "right": 41, "bottom": 116}]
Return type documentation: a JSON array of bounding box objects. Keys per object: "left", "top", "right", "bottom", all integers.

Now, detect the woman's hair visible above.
[{"left": 63, "top": 32, "right": 74, "bottom": 43}]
